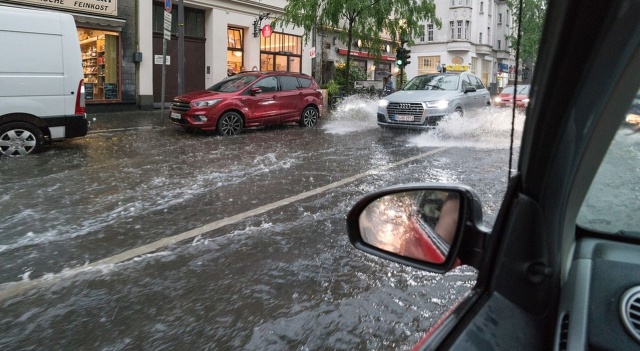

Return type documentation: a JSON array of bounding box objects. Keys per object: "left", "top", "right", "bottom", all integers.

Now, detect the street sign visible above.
[
  {"left": 163, "top": 11, "right": 171, "bottom": 40},
  {"left": 261, "top": 24, "right": 273, "bottom": 38},
  {"left": 165, "top": 0, "right": 172, "bottom": 13}
]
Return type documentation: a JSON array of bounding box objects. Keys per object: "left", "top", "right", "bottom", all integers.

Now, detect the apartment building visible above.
[{"left": 409, "top": 0, "right": 514, "bottom": 91}]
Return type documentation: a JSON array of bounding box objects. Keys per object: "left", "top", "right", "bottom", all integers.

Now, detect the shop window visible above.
[
  {"left": 260, "top": 32, "right": 302, "bottom": 72},
  {"left": 78, "top": 28, "right": 120, "bottom": 101},
  {"left": 227, "top": 28, "right": 244, "bottom": 73}
]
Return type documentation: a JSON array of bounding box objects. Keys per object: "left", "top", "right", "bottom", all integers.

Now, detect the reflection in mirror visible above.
[{"left": 358, "top": 190, "right": 460, "bottom": 264}]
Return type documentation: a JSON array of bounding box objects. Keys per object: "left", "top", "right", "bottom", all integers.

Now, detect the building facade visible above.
[
  {"left": 409, "top": 0, "right": 515, "bottom": 92},
  {"left": 1, "top": 0, "right": 314, "bottom": 112},
  {"left": 0, "top": 0, "right": 514, "bottom": 112}
]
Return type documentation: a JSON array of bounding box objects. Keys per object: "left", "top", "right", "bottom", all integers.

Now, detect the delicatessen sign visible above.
[{"left": 9, "top": 0, "right": 118, "bottom": 16}]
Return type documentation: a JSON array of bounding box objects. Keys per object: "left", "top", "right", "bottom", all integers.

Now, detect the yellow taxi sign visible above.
[{"left": 445, "top": 64, "right": 470, "bottom": 72}]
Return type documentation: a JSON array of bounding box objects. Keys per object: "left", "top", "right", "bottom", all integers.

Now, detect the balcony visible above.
[
  {"left": 447, "top": 40, "right": 471, "bottom": 52},
  {"left": 475, "top": 44, "right": 493, "bottom": 56},
  {"left": 495, "top": 50, "right": 511, "bottom": 60}
]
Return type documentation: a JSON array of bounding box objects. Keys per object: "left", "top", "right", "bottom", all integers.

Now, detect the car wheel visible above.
[
  {"left": 217, "top": 112, "right": 243, "bottom": 136},
  {"left": 454, "top": 107, "right": 463, "bottom": 117},
  {"left": 299, "top": 106, "right": 319, "bottom": 127},
  {"left": 0, "top": 122, "right": 44, "bottom": 157}
]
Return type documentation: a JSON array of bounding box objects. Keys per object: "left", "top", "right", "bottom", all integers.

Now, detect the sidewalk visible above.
[{"left": 86, "top": 109, "right": 169, "bottom": 133}]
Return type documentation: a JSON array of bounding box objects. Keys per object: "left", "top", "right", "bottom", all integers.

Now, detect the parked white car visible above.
[{"left": 377, "top": 72, "right": 490, "bottom": 129}]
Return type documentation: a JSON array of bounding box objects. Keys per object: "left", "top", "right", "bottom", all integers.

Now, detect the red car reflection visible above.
[{"left": 494, "top": 84, "right": 530, "bottom": 108}]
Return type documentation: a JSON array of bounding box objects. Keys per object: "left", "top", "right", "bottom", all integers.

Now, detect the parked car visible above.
[
  {"left": 0, "top": 6, "right": 87, "bottom": 157},
  {"left": 169, "top": 72, "right": 323, "bottom": 136},
  {"left": 377, "top": 72, "right": 490, "bottom": 129},
  {"left": 493, "top": 84, "right": 531, "bottom": 108},
  {"left": 347, "top": 0, "right": 640, "bottom": 349}
]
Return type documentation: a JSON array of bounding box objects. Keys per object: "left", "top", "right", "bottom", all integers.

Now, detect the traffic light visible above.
[
  {"left": 403, "top": 49, "right": 411, "bottom": 67},
  {"left": 395, "top": 47, "right": 412, "bottom": 68},
  {"left": 396, "top": 47, "right": 405, "bottom": 66}
]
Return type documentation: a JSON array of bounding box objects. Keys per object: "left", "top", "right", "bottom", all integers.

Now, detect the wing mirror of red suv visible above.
[
  {"left": 346, "top": 183, "right": 489, "bottom": 273},
  {"left": 250, "top": 87, "right": 262, "bottom": 95}
]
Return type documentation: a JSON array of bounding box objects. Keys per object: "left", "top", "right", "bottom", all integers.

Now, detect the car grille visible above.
[
  {"left": 386, "top": 102, "right": 424, "bottom": 122},
  {"left": 171, "top": 99, "right": 191, "bottom": 112}
]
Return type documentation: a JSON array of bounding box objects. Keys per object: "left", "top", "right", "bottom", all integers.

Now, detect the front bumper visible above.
[
  {"left": 168, "top": 110, "right": 218, "bottom": 131},
  {"left": 377, "top": 101, "right": 447, "bottom": 129}
]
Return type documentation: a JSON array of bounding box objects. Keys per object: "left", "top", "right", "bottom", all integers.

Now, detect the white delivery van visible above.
[{"left": 0, "top": 5, "right": 87, "bottom": 157}]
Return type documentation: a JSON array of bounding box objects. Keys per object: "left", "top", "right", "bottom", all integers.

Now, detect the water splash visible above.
[
  {"left": 322, "top": 95, "right": 379, "bottom": 135},
  {"left": 320, "top": 95, "right": 526, "bottom": 149},
  {"left": 408, "top": 107, "right": 526, "bottom": 149}
]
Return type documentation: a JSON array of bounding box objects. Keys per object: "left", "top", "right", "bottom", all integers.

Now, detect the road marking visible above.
[{"left": 0, "top": 147, "right": 449, "bottom": 302}]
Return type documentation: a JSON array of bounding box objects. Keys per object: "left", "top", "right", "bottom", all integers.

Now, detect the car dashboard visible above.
[{"left": 556, "top": 237, "right": 640, "bottom": 350}]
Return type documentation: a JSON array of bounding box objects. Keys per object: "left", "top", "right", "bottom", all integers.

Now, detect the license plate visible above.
[
  {"left": 170, "top": 112, "right": 181, "bottom": 120},
  {"left": 395, "top": 114, "right": 414, "bottom": 121}
]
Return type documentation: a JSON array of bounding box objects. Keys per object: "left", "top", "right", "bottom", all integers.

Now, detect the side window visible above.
[
  {"left": 577, "top": 89, "right": 640, "bottom": 234},
  {"left": 254, "top": 76, "right": 277, "bottom": 93},
  {"left": 462, "top": 75, "right": 472, "bottom": 90},
  {"left": 280, "top": 76, "right": 299, "bottom": 91},
  {"left": 474, "top": 76, "right": 485, "bottom": 90},
  {"left": 297, "top": 77, "right": 312, "bottom": 88}
]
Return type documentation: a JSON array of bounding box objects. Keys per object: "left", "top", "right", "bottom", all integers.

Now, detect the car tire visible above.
[
  {"left": 0, "top": 122, "right": 45, "bottom": 157},
  {"left": 299, "top": 106, "right": 319, "bottom": 127},
  {"left": 217, "top": 112, "right": 243, "bottom": 136},
  {"left": 454, "top": 107, "right": 463, "bottom": 117}
]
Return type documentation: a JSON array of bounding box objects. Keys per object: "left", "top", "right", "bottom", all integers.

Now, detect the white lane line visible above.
[{"left": 0, "top": 147, "right": 449, "bottom": 302}]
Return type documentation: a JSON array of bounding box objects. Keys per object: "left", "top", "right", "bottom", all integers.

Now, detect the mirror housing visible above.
[
  {"left": 464, "top": 86, "right": 477, "bottom": 93},
  {"left": 346, "top": 183, "right": 488, "bottom": 273},
  {"left": 250, "top": 87, "right": 262, "bottom": 95}
]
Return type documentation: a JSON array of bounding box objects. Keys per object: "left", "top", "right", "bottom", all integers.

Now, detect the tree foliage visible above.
[
  {"left": 280, "top": 0, "right": 441, "bottom": 94},
  {"left": 507, "top": 0, "right": 548, "bottom": 65}
]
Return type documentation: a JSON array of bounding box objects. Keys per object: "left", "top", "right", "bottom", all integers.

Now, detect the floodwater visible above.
[{"left": 0, "top": 97, "right": 524, "bottom": 350}]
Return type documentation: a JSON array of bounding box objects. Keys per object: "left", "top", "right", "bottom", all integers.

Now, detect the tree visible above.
[
  {"left": 507, "top": 0, "right": 548, "bottom": 72},
  {"left": 280, "top": 0, "right": 440, "bottom": 95}
]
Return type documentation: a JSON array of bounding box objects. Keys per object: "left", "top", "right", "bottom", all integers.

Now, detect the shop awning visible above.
[
  {"left": 72, "top": 13, "right": 126, "bottom": 31},
  {"left": 336, "top": 48, "right": 396, "bottom": 62}
]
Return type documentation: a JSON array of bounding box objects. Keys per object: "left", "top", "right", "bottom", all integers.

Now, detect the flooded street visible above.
[{"left": 0, "top": 98, "right": 524, "bottom": 350}]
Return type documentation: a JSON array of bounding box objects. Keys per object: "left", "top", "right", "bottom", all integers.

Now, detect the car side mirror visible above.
[
  {"left": 464, "top": 86, "right": 477, "bottom": 93},
  {"left": 250, "top": 87, "right": 262, "bottom": 95},
  {"left": 346, "top": 183, "right": 488, "bottom": 273}
]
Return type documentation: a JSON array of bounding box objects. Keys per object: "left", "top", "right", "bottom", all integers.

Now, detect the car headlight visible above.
[
  {"left": 523, "top": 98, "right": 530, "bottom": 103},
  {"left": 378, "top": 99, "right": 390, "bottom": 108},
  {"left": 426, "top": 100, "right": 449, "bottom": 109},
  {"left": 494, "top": 97, "right": 503, "bottom": 103},
  {"left": 192, "top": 99, "right": 221, "bottom": 108}
]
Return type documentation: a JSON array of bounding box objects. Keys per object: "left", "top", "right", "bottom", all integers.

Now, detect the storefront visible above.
[
  {"left": 2, "top": 0, "right": 138, "bottom": 111},
  {"left": 79, "top": 28, "right": 121, "bottom": 101},
  {"left": 227, "top": 27, "right": 245, "bottom": 73},
  {"left": 260, "top": 32, "right": 302, "bottom": 72}
]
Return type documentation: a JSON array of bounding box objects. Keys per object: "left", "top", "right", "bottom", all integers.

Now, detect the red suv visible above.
[{"left": 169, "top": 72, "right": 323, "bottom": 136}]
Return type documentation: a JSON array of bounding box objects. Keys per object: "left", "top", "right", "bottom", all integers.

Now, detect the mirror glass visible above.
[{"left": 358, "top": 190, "right": 460, "bottom": 264}]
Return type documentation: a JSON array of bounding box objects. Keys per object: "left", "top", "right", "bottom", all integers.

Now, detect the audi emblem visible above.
[{"left": 399, "top": 103, "right": 411, "bottom": 109}]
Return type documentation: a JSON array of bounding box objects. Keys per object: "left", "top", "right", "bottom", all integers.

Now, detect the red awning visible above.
[{"left": 336, "top": 48, "right": 396, "bottom": 62}]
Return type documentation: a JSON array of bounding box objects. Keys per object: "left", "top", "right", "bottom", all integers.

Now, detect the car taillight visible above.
[{"left": 75, "top": 79, "right": 86, "bottom": 115}]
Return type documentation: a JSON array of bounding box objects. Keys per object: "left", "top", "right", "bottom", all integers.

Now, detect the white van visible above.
[{"left": 0, "top": 5, "right": 87, "bottom": 157}]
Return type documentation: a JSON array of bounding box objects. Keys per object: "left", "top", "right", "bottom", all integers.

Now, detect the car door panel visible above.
[{"left": 242, "top": 76, "right": 281, "bottom": 126}]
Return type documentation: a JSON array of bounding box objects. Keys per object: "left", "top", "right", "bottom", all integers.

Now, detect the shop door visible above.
[{"left": 152, "top": 34, "right": 205, "bottom": 104}]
